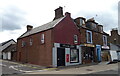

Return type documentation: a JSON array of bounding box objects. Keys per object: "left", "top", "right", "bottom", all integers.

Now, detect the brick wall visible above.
[{"left": 17, "top": 29, "right": 53, "bottom": 67}]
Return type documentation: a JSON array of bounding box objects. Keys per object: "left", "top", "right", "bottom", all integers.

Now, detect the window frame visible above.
[
  {"left": 41, "top": 33, "right": 45, "bottom": 44},
  {"left": 22, "top": 41, "right": 26, "bottom": 47},
  {"left": 70, "top": 49, "right": 79, "bottom": 63},
  {"left": 29, "top": 38, "right": 33, "bottom": 46},
  {"left": 103, "top": 35, "right": 107, "bottom": 46},
  {"left": 74, "top": 35, "right": 78, "bottom": 44},
  {"left": 80, "top": 19, "right": 85, "bottom": 26},
  {"left": 86, "top": 30, "right": 92, "bottom": 44}
]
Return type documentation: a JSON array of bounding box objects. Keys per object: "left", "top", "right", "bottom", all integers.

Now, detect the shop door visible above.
[
  {"left": 57, "top": 48, "right": 65, "bottom": 66},
  {"left": 96, "top": 45, "right": 101, "bottom": 62}
]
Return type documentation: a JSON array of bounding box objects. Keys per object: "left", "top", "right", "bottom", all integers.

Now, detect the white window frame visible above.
[
  {"left": 80, "top": 19, "right": 85, "bottom": 26},
  {"left": 86, "top": 30, "right": 92, "bottom": 44},
  {"left": 30, "top": 38, "right": 32, "bottom": 46},
  {"left": 70, "top": 49, "right": 79, "bottom": 63},
  {"left": 103, "top": 35, "right": 107, "bottom": 46},
  {"left": 41, "top": 34, "right": 45, "bottom": 44},
  {"left": 74, "top": 35, "right": 78, "bottom": 44}
]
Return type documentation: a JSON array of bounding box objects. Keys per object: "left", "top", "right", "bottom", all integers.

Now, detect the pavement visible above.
[
  {"left": 26, "top": 62, "right": 119, "bottom": 74},
  {"left": 1, "top": 59, "right": 119, "bottom": 75}
]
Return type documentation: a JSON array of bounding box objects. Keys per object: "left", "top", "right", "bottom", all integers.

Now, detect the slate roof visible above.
[
  {"left": 0, "top": 39, "right": 16, "bottom": 46},
  {"left": 19, "top": 17, "right": 65, "bottom": 38},
  {"left": 2, "top": 44, "right": 16, "bottom": 52}
]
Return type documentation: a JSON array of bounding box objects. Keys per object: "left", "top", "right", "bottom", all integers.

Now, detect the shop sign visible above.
[
  {"left": 60, "top": 44, "right": 76, "bottom": 48},
  {"left": 83, "top": 44, "right": 95, "bottom": 47}
]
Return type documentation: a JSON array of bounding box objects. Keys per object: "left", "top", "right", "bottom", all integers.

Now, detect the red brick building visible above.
[
  {"left": 17, "top": 7, "right": 82, "bottom": 67},
  {"left": 74, "top": 17, "right": 110, "bottom": 63}
]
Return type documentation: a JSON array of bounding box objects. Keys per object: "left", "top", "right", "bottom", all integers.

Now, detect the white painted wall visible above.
[
  {"left": 3, "top": 52, "right": 7, "bottom": 60},
  {"left": 52, "top": 47, "right": 57, "bottom": 67},
  {"left": 52, "top": 43, "right": 60, "bottom": 67},
  {"left": 0, "top": 40, "right": 16, "bottom": 60},
  {"left": 7, "top": 52, "right": 11, "bottom": 60},
  {"left": 78, "top": 46, "right": 82, "bottom": 64},
  {"left": 110, "top": 50, "right": 118, "bottom": 61}
]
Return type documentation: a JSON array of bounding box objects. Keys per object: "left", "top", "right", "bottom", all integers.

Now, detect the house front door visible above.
[
  {"left": 96, "top": 45, "right": 101, "bottom": 62},
  {"left": 57, "top": 48, "right": 65, "bottom": 66}
]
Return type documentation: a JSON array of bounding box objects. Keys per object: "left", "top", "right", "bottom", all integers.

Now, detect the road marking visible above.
[
  {"left": 9, "top": 65, "right": 47, "bottom": 73},
  {"left": 0, "top": 64, "right": 7, "bottom": 67},
  {"left": 1, "top": 60, "right": 58, "bottom": 73}
]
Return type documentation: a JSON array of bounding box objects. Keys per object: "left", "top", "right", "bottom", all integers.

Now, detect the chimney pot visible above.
[
  {"left": 65, "top": 12, "right": 71, "bottom": 17},
  {"left": 27, "top": 25, "right": 33, "bottom": 31}
]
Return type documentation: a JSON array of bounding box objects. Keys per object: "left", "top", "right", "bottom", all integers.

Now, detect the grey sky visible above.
[
  {"left": 0, "top": 0, "right": 119, "bottom": 42},
  {"left": 1, "top": 6, "right": 27, "bottom": 31}
]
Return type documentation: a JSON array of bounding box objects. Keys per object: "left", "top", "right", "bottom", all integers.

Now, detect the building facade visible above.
[
  {"left": 74, "top": 17, "right": 110, "bottom": 63},
  {"left": 110, "top": 28, "right": 120, "bottom": 61},
  {"left": 17, "top": 7, "right": 82, "bottom": 67},
  {"left": 0, "top": 39, "right": 16, "bottom": 60},
  {"left": 17, "top": 7, "right": 110, "bottom": 67}
]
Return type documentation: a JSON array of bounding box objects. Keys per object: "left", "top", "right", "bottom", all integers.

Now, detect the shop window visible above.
[
  {"left": 74, "top": 35, "right": 78, "bottom": 44},
  {"left": 30, "top": 38, "right": 32, "bottom": 46},
  {"left": 22, "top": 41, "right": 26, "bottom": 47},
  {"left": 86, "top": 30, "right": 92, "bottom": 43},
  {"left": 41, "top": 34, "right": 45, "bottom": 44},
  {"left": 103, "top": 35, "right": 107, "bottom": 46},
  {"left": 70, "top": 49, "right": 79, "bottom": 63}
]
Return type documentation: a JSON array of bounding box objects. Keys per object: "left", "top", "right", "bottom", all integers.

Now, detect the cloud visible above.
[
  {"left": 1, "top": 6, "right": 27, "bottom": 31},
  {"left": 74, "top": 8, "right": 117, "bottom": 34}
]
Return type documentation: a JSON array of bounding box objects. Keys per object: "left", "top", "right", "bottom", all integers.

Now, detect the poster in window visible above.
[{"left": 70, "top": 49, "right": 78, "bottom": 63}]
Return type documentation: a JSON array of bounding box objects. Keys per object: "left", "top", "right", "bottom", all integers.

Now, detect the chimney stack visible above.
[
  {"left": 65, "top": 12, "right": 71, "bottom": 17},
  {"left": 53, "top": 6, "right": 64, "bottom": 20},
  {"left": 98, "top": 25, "right": 103, "bottom": 33},
  {"left": 111, "top": 28, "right": 118, "bottom": 36},
  {"left": 27, "top": 25, "right": 33, "bottom": 31}
]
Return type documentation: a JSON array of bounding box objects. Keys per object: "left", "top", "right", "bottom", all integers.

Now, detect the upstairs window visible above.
[
  {"left": 86, "top": 30, "right": 92, "bottom": 43},
  {"left": 30, "top": 38, "right": 33, "bottom": 46},
  {"left": 41, "top": 34, "right": 45, "bottom": 44},
  {"left": 74, "top": 35, "right": 78, "bottom": 44},
  {"left": 103, "top": 35, "right": 107, "bottom": 46},
  {"left": 92, "top": 23, "right": 96, "bottom": 28},
  {"left": 22, "top": 41, "right": 26, "bottom": 47},
  {"left": 80, "top": 19, "right": 85, "bottom": 26},
  {"left": 100, "top": 27, "right": 103, "bottom": 32}
]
